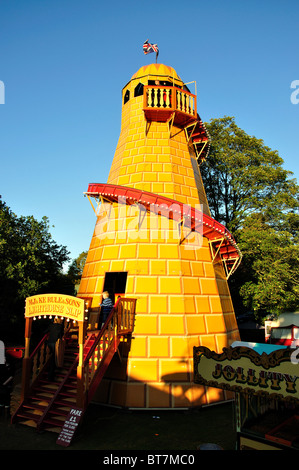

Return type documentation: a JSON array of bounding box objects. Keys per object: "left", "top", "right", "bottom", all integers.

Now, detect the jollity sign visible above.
[
  {"left": 25, "top": 294, "right": 85, "bottom": 323},
  {"left": 194, "top": 346, "right": 299, "bottom": 400}
]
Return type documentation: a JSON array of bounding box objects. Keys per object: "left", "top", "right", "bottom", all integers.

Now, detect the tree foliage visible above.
[
  {"left": 67, "top": 251, "right": 87, "bottom": 288},
  {"left": 0, "top": 198, "right": 74, "bottom": 341},
  {"left": 67, "top": 251, "right": 87, "bottom": 280},
  {"left": 202, "top": 117, "right": 299, "bottom": 321}
]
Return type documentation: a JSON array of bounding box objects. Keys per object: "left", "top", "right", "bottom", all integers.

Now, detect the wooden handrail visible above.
[
  {"left": 29, "top": 333, "right": 49, "bottom": 360},
  {"left": 78, "top": 297, "right": 137, "bottom": 409},
  {"left": 16, "top": 298, "right": 137, "bottom": 414},
  {"left": 143, "top": 85, "right": 197, "bottom": 118}
]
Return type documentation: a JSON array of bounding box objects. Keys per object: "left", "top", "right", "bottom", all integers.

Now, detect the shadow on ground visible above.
[{"left": 0, "top": 401, "right": 236, "bottom": 451}]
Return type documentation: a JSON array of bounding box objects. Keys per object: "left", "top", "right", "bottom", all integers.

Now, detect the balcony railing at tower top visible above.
[{"left": 143, "top": 85, "right": 197, "bottom": 126}]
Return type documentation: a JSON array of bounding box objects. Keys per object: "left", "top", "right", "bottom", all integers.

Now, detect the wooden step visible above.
[
  {"left": 58, "top": 390, "right": 77, "bottom": 399},
  {"left": 29, "top": 392, "right": 53, "bottom": 401},
  {"left": 48, "top": 407, "right": 70, "bottom": 417},
  {"left": 54, "top": 397, "right": 76, "bottom": 407},
  {"left": 17, "top": 409, "right": 43, "bottom": 422},
  {"left": 42, "top": 415, "right": 66, "bottom": 428},
  {"left": 23, "top": 402, "right": 47, "bottom": 412}
]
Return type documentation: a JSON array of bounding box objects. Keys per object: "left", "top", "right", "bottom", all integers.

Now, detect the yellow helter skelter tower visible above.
[{"left": 78, "top": 63, "right": 241, "bottom": 408}]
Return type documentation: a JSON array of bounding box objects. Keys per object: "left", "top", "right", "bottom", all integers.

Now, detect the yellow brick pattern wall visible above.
[{"left": 78, "top": 64, "right": 240, "bottom": 408}]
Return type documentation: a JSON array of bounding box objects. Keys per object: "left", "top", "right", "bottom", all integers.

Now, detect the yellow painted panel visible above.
[
  {"left": 117, "top": 175, "right": 131, "bottom": 185},
  {"left": 152, "top": 182, "right": 165, "bottom": 193},
  {"left": 87, "top": 278, "right": 96, "bottom": 293},
  {"left": 130, "top": 336, "right": 147, "bottom": 357},
  {"left": 188, "top": 384, "right": 208, "bottom": 407},
  {"left": 159, "top": 244, "right": 179, "bottom": 259},
  {"left": 160, "top": 359, "right": 189, "bottom": 381},
  {"left": 183, "top": 296, "right": 196, "bottom": 313},
  {"left": 203, "top": 262, "right": 215, "bottom": 277},
  {"left": 179, "top": 246, "right": 196, "bottom": 260},
  {"left": 135, "top": 276, "right": 158, "bottom": 294},
  {"left": 170, "top": 337, "right": 189, "bottom": 357},
  {"left": 129, "top": 359, "right": 158, "bottom": 382},
  {"left": 194, "top": 295, "right": 211, "bottom": 313},
  {"left": 150, "top": 259, "right": 167, "bottom": 275},
  {"left": 200, "top": 278, "right": 219, "bottom": 295},
  {"left": 159, "top": 277, "right": 182, "bottom": 294},
  {"left": 125, "top": 275, "right": 135, "bottom": 295},
  {"left": 130, "top": 173, "right": 143, "bottom": 183},
  {"left": 95, "top": 278, "right": 105, "bottom": 294},
  {"left": 172, "top": 384, "right": 202, "bottom": 407},
  {"left": 149, "top": 296, "right": 168, "bottom": 313},
  {"left": 91, "top": 295, "right": 101, "bottom": 308},
  {"left": 138, "top": 244, "right": 158, "bottom": 259},
  {"left": 182, "top": 277, "right": 201, "bottom": 294},
  {"left": 125, "top": 259, "right": 148, "bottom": 274},
  {"left": 160, "top": 315, "right": 185, "bottom": 335},
  {"left": 93, "top": 247, "right": 103, "bottom": 262},
  {"left": 209, "top": 296, "right": 223, "bottom": 313},
  {"left": 102, "top": 245, "right": 119, "bottom": 260},
  {"left": 186, "top": 315, "right": 206, "bottom": 334},
  {"left": 190, "top": 261, "right": 204, "bottom": 277},
  {"left": 158, "top": 173, "right": 172, "bottom": 182},
  {"left": 196, "top": 247, "right": 211, "bottom": 262},
  {"left": 206, "top": 314, "right": 226, "bottom": 333},
  {"left": 180, "top": 260, "right": 192, "bottom": 276},
  {"left": 200, "top": 334, "right": 217, "bottom": 351},
  {"left": 78, "top": 278, "right": 88, "bottom": 294},
  {"left": 125, "top": 384, "right": 146, "bottom": 408},
  {"left": 144, "top": 172, "right": 157, "bottom": 182},
  {"left": 169, "top": 296, "right": 185, "bottom": 314},
  {"left": 97, "top": 261, "right": 110, "bottom": 275},
  {"left": 149, "top": 337, "right": 169, "bottom": 357},
  {"left": 147, "top": 383, "right": 171, "bottom": 408},
  {"left": 110, "top": 259, "right": 125, "bottom": 271},
  {"left": 119, "top": 244, "right": 137, "bottom": 259},
  {"left": 152, "top": 163, "right": 163, "bottom": 172},
  {"left": 206, "top": 387, "right": 225, "bottom": 405},
  {"left": 167, "top": 260, "right": 181, "bottom": 275},
  {"left": 133, "top": 315, "right": 158, "bottom": 335}
]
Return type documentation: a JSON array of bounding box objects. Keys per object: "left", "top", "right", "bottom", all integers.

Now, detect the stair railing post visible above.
[
  {"left": 76, "top": 320, "right": 85, "bottom": 409},
  {"left": 114, "top": 300, "right": 120, "bottom": 351},
  {"left": 20, "top": 317, "right": 32, "bottom": 401}
]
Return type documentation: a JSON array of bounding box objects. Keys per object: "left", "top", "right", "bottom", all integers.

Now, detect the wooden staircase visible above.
[
  {"left": 12, "top": 333, "right": 93, "bottom": 432},
  {"left": 11, "top": 297, "right": 136, "bottom": 436}
]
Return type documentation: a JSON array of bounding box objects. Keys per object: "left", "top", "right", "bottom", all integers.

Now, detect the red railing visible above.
[
  {"left": 143, "top": 85, "right": 197, "bottom": 124},
  {"left": 77, "top": 297, "right": 136, "bottom": 408}
]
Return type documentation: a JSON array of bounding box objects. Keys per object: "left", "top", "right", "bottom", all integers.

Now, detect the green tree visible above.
[
  {"left": 237, "top": 215, "right": 299, "bottom": 318},
  {"left": 202, "top": 116, "right": 299, "bottom": 234},
  {"left": 201, "top": 117, "right": 299, "bottom": 321},
  {"left": 0, "top": 198, "right": 74, "bottom": 341},
  {"left": 67, "top": 251, "right": 87, "bottom": 289}
]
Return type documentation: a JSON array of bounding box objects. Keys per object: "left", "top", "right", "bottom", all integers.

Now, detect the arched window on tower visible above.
[
  {"left": 134, "top": 83, "right": 144, "bottom": 97},
  {"left": 124, "top": 89, "right": 130, "bottom": 104}
]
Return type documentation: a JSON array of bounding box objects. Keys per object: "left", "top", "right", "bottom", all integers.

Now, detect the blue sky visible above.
[{"left": 0, "top": 0, "right": 298, "bottom": 266}]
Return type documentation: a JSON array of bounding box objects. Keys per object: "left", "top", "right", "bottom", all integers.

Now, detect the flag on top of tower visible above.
[{"left": 143, "top": 39, "right": 159, "bottom": 61}]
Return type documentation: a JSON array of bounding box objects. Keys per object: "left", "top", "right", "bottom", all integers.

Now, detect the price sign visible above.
[{"left": 56, "top": 407, "right": 84, "bottom": 447}]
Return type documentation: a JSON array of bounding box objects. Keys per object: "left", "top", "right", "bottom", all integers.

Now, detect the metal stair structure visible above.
[{"left": 11, "top": 298, "right": 136, "bottom": 435}]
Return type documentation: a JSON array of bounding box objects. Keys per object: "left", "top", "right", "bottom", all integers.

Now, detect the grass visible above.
[{"left": 0, "top": 401, "right": 237, "bottom": 451}]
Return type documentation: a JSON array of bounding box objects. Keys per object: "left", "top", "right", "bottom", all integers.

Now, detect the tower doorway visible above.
[{"left": 103, "top": 272, "right": 128, "bottom": 303}]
